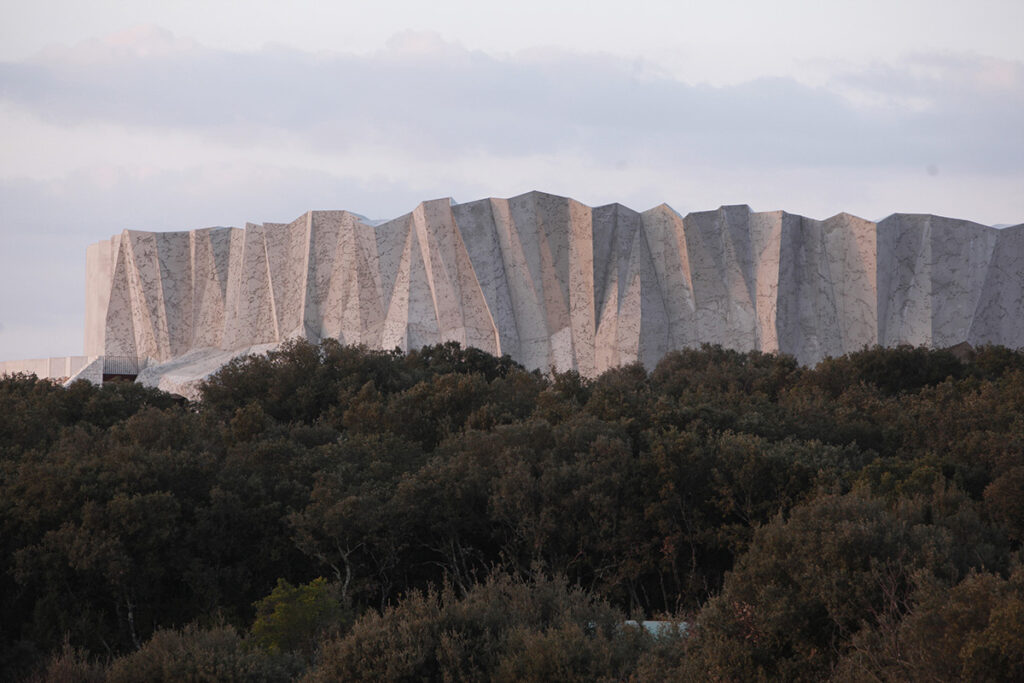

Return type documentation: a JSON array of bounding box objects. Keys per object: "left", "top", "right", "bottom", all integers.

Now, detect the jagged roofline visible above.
[
  {"left": 112, "top": 192, "right": 1015, "bottom": 233},
  {"left": 85, "top": 191, "right": 1024, "bottom": 388}
]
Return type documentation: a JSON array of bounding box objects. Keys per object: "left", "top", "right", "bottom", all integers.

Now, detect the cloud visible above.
[
  {"left": 828, "top": 53, "right": 1024, "bottom": 169},
  {"left": 33, "top": 25, "right": 201, "bottom": 64},
  {"left": 3, "top": 28, "right": 1021, "bottom": 174}
]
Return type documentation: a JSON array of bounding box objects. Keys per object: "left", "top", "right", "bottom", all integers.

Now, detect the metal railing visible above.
[{"left": 102, "top": 356, "right": 142, "bottom": 376}]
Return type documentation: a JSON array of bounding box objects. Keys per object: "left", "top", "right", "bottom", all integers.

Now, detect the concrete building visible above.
[{"left": 5, "top": 191, "right": 1023, "bottom": 398}]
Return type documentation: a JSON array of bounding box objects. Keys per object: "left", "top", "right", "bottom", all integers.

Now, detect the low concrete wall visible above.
[{"left": 0, "top": 356, "right": 96, "bottom": 381}]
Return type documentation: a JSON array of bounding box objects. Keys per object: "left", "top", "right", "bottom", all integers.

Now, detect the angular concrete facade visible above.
[{"left": 79, "top": 191, "right": 1024, "bottom": 396}]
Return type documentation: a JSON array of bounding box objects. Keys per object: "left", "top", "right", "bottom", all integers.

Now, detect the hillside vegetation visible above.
[{"left": 2, "top": 340, "right": 1023, "bottom": 681}]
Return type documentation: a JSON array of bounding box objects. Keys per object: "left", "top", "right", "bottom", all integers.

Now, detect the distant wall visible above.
[{"left": 0, "top": 356, "right": 95, "bottom": 381}]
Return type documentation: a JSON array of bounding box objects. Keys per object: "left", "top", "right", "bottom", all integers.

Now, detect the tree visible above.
[
  {"left": 309, "top": 572, "right": 650, "bottom": 682},
  {"left": 250, "top": 578, "right": 346, "bottom": 656}
]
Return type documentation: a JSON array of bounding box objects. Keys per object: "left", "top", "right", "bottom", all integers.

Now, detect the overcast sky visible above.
[{"left": 2, "top": 0, "right": 1023, "bottom": 359}]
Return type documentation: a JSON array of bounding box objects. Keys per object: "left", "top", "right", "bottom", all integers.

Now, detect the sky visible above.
[{"left": 1, "top": 0, "right": 1023, "bottom": 360}]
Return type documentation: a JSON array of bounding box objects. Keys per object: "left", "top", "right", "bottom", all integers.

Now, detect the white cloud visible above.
[
  {"left": 3, "top": 30, "right": 1021, "bottom": 176},
  {"left": 34, "top": 25, "right": 200, "bottom": 65}
]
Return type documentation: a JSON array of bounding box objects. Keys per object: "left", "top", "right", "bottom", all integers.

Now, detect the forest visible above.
[{"left": 2, "top": 340, "right": 1023, "bottom": 681}]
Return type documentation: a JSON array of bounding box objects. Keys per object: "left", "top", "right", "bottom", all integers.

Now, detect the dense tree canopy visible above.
[{"left": 2, "top": 340, "right": 1023, "bottom": 680}]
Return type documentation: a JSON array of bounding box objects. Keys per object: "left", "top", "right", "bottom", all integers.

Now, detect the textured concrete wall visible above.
[
  {"left": 84, "top": 191, "right": 1024, "bottom": 375},
  {"left": 84, "top": 236, "right": 119, "bottom": 356}
]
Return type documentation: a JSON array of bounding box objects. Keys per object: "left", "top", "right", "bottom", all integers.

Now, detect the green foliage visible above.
[
  {"left": 682, "top": 493, "right": 937, "bottom": 679},
  {"left": 308, "top": 572, "right": 655, "bottom": 682},
  {"left": 985, "top": 465, "right": 1024, "bottom": 541},
  {"left": 105, "top": 623, "right": 298, "bottom": 682},
  {"left": 250, "top": 578, "right": 345, "bottom": 655},
  {"left": 25, "top": 638, "right": 105, "bottom": 683},
  {"left": 2, "top": 340, "right": 1024, "bottom": 680},
  {"left": 835, "top": 567, "right": 1024, "bottom": 681},
  {"left": 810, "top": 344, "right": 968, "bottom": 397}
]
